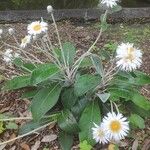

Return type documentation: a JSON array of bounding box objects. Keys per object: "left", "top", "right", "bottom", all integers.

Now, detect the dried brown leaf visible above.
[
  {"left": 31, "top": 140, "right": 41, "bottom": 150},
  {"left": 142, "top": 139, "right": 150, "bottom": 150},
  {"left": 41, "top": 134, "right": 57, "bottom": 143},
  {"left": 132, "top": 139, "right": 138, "bottom": 150}
]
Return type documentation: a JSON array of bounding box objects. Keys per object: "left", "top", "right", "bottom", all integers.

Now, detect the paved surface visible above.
[{"left": 0, "top": 8, "right": 150, "bottom": 23}]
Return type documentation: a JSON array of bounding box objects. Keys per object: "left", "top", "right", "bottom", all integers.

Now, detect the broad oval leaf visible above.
[
  {"left": 58, "top": 131, "right": 73, "bottom": 150},
  {"left": 61, "top": 87, "right": 78, "bottom": 109},
  {"left": 74, "top": 74, "right": 101, "bottom": 97},
  {"left": 132, "top": 93, "right": 150, "bottom": 111},
  {"left": 19, "top": 119, "right": 53, "bottom": 135},
  {"left": 31, "top": 64, "right": 59, "bottom": 85},
  {"left": 3, "top": 75, "right": 31, "bottom": 91},
  {"left": 62, "top": 42, "right": 76, "bottom": 66},
  {"left": 71, "top": 98, "right": 88, "bottom": 118},
  {"left": 129, "top": 114, "right": 145, "bottom": 129},
  {"left": 91, "top": 54, "right": 104, "bottom": 77},
  {"left": 58, "top": 109, "right": 80, "bottom": 134},
  {"left": 79, "top": 100, "right": 101, "bottom": 146},
  {"left": 133, "top": 71, "right": 150, "bottom": 85},
  {"left": 127, "top": 102, "right": 150, "bottom": 118},
  {"left": 108, "top": 87, "right": 134, "bottom": 101},
  {"left": 31, "top": 84, "right": 62, "bottom": 121}
]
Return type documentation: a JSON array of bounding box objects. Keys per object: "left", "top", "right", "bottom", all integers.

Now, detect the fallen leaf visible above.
[
  {"left": 8, "top": 133, "right": 16, "bottom": 146},
  {"left": 48, "top": 122, "right": 56, "bottom": 130},
  {"left": 132, "top": 139, "right": 138, "bottom": 150},
  {"left": 41, "top": 134, "right": 57, "bottom": 143},
  {"left": 9, "top": 146, "right": 16, "bottom": 150},
  {"left": 142, "top": 139, "right": 150, "bottom": 150},
  {"left": 0, "top": 143, "right": 6, "bottom": 150},
  {"left": 31, "top": 140, "right": 41, "bottom": 150},
  {"left": 20, "top": 142, "right": 30, "bottom": 150},
  {"left": 119, "top": 141, "right": 128, "bottom": 147}
]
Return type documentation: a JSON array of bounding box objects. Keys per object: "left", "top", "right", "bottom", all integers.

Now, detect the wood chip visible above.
[
  {"left": 41, "top": 134, "right": 57, "bottom": 143},
  {"left": 8, "top": 133, "right": 16, "bottom": 146},
  {"left": 0, "top": 144, "right": 6, "bottom": 150},
  {"left": 31, "top": 140, "right": 41, "bottom": 150},
  {"left": 142, "top": 139, "right": 150, "bottom": 150},
  {"left": 20, "top": 142, "right": 30, "bottom": 150},
  {"left": 132, "top": 139, "right": 139, "bottom": 150}
]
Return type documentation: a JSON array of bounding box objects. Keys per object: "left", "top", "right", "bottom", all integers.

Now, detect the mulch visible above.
[{"left": 0, "top": 20, "right": 150, "bottom": 150}]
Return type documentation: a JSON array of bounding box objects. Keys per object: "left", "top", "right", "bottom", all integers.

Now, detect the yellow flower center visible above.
[
  {"left": 125, "top": 47, "right": 135, "bottom": 62},
  {"left": 22, "top": 37, "right": 27, "bottom": 43},
  {"left": 110, "top": 120, "right": 121, "bottom": 132},
  {"left": 33, "top": 24, "right": 41, "bottom": 31}
]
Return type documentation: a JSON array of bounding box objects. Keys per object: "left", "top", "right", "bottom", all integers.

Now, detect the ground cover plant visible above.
[{"left": 0, "top": 0, "right": 150, "bottom": 149}]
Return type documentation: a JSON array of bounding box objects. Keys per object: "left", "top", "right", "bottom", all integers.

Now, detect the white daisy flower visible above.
[
  {"left": 101, "top": 0, "right": 119, "bottom": 8},
  {"left": 92, "top": 123, "right": 109, "bottom": 144},
  {"left": 3, "top": 49, "right": 13, "bottom": 63},
  {"left": 27, "top": 21, "right": 48, "bottom": 35},
  {"left": 102, "top": 112, "right": 129, "bottom": 142},
  {"left": 116, "top": 43, "right": 142, "bottom": 71},
  {"left": 20, "top": 35, "right": 31, "bottom": 48}
]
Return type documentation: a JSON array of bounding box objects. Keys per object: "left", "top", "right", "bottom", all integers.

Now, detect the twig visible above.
[{"left": 0, "top": 121, "right": 56, "bottom": 146}]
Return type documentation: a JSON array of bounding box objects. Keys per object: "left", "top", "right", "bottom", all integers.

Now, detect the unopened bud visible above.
[
  {"left": 8, "top": 28, "right": 15, "bottom": 35},
  {"left": 47, "top": 5, "right": 53, "bottom": 13},
  {"left": 0, "top": 29, "right": 3, "bottom": 35}
]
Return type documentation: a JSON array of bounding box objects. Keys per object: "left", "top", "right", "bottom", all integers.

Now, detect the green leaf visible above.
[
  {"left": 128, "top": 102, "right": 150, "bottom": 118},
  {"left": 31, "top": 84, "right": 62, "bottom": 121},
  {"left": 100, "top": 14, "right": 109, "bottom": 32},
  {"left": 58, "top": 109, "right": 80, "bottom": 134},
  {"left": 13, "top": 58, "right": 36, "bottom": 72},
  {"left": 90, "top": 54, "right": 104, "bottom": 77},
  {"left": 13, "top": 58, "right": 23, "bottom": 67},
  {"left": 109, "top": 87, "right": 134, "bottom": 101},
  {"left": 19, "top": 120, "right": 49, "bottom": 135},
  {"left": 62, "top": 42, "right": 76, "bottom": 66},
  {"left": 61, "top": 88, "right": 78, "bottom": 109},
  {"left": 58, "top": 131, "right": 73, "bottom": 150},
  {"left": 79, "top": 57, "right": 92, "bottom": 68},
  {"left": 96, "top": 92, "right": 110, "bottom": 103},
  {"left": 0, "top": 122, "right": 5, "bottom": 134},
  {"left": 23, "top": 63, "right": 36, "bottom": 72},
  {"left": 6, "top": 122, "right": 18, "bottom": 130},
  {"left": 79, "top": 100, "right": 101, "bottom": 146},
  {"left": 111, "top": 5, "right": 122, "bottom": 13},
  {"left": 79, "top": 140, "right": 92, "bottom": 150},
  {"left": 3, "top": 75, "right": 31, "bottom": 90},
  {"left": 74, "top": 74, "right": 101, "bottom": 97},
  {"left": 133, "top": 71, "right": 150, "bottom": 85},
  {"left": 21, "top": 89, "right": 38, "bottom": 99},
  {"left": 129, "top": 114, "right": 145, "bottom": 129},
  {"left": 31, "top": 64, "right": 59, "bottom": 85},
  {"left": 132, "top": 93, "right": 150, "bottom": 111},
  {"left": 71, "top": 98, "right": 88, "bottom": 117}
]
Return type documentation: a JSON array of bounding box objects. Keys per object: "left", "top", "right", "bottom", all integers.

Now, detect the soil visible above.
[{"left": 0, "top": 20, "right": 150, "bottom": 150}]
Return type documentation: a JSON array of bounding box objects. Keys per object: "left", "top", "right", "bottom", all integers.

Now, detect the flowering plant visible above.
[{"left": 0, "top": 0, "right": 150, "bottom": 148}]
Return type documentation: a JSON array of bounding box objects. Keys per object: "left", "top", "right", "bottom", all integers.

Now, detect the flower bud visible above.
[
  {"left": 47, "top": 5, "right": 53, "bottom": 13},
  {"left": 0, "top": 29, "right": 3, "bottom": 35},
  {"left": 8, "top": 28, "right": 15, "bottom": 35}
]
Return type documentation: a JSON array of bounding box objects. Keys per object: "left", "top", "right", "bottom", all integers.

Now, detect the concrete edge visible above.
[{"left": 0, "top": 7, "right": 150, "bottom": 23}]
